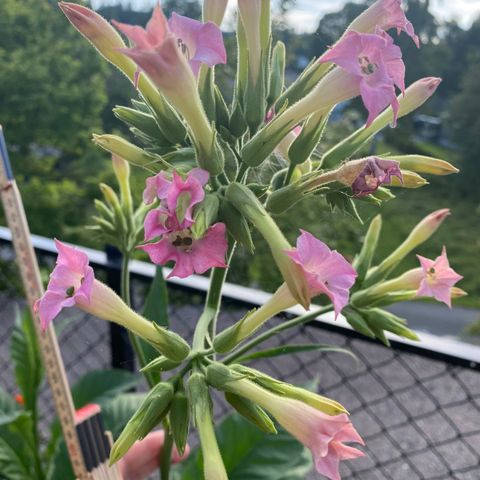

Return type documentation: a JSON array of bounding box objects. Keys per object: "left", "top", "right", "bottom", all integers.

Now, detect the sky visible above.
[{"left": 91, "top": 0, "right": 480, "bottom": 32}]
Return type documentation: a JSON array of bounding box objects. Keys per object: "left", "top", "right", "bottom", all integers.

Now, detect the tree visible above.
[{"left": 0, "top": 0, "right": 109, "bottom": 240}]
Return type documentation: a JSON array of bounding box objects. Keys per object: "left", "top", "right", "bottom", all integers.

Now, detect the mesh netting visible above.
[{"left": 1, "top": 239, "right": 479, "bottom": 479}]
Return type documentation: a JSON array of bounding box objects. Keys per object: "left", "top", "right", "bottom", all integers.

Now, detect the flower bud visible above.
[
  {"left": 112, "top": 155, "right": 133, "bottom": 216},
  {"left": 366, "top": 209, "right": 450, "bottom": 284},
  {"left": 387, "top": 155, "right": 459, "bottom": 176},
  {"left": 203, "top": 0, "right": 229, "bottom": 26},
  {"left": 93, "top": 134, "right": 163, "bottom": 170},
  {"left": 205, "top": 362, "right": 245, "bottom": 388},
  {"left": 322, "top": 78, "right": 442, "bottom": 168},
  {"left": 169, "top": 382, "right": 190, "bottom": 456},
  {"left": 110, "top": 382, "right": 174, "bottom": 464},
  {"left": 225, "top": 392, "right": 277, "bottom": 434},
  {"left": 353, "top": 214, "right": 382, "bottom": 283},
  {"left": 267, "top": 41, "right": 286, "bottom": 107},
  {"left": 226, "top": 183, "right": 311, "bottom": 308}
]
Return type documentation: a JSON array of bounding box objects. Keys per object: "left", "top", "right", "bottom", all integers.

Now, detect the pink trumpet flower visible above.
[
  {"left": 34, "top": 240, "right": 94, "bottom": 330},
  {"left": 139, "top": 223, "right": 228, "bottom": 279},
  {"left": 112, "top": 4, "right": 226, "bottom": 83},
  {"left": 351, "top": 157, "right": 403, "bottom": 196},
  {"left": 350, "top": 0, "right": 420, "bottom": 47},
  {"left": 227, "top": 378, "right": 365, "bottom": 480},
  {"left": 320, "top": 28, "right": 405, "bottom": 127},
  {"left": 286, "top": 231, "right": 357, "bottom": 317},
  {"left": 416, "top": 247, "right": 463, "bottom": 308},
  {"left": 168, "top": 13, "right": 227, "bottom": 76}
]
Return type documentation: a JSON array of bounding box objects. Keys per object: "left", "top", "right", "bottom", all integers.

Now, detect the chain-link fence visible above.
[{"left": 1, "top": 230, "right": 480, "bottom": 479}]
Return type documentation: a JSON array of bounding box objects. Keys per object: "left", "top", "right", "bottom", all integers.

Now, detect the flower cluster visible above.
[
  {"left": 33, "top": 1, "right": 467, "bottom": 479},
  {"left": 139, "top": 168, "right": 228, "bottom": 278}
]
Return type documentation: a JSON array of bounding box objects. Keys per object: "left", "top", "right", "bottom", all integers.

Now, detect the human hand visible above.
[{"left": 118, "top": 430, "right": 190, "bottom": 480}]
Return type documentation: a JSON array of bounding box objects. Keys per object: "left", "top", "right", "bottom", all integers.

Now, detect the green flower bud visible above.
[
  {"left": 384, "top": 155, "right": 459, "bottom": 176},
  {"left": 169, "top": 382, "right": 190, "bottom": 456},
  {"left": 110, "top": 382, "right": 174, "bottom": 465},
  {"left": 267, "top": 41, "right": 286, "bottom": 108},
  {"left": 353, "top": 214, "right": 382, "bottom": 284}
]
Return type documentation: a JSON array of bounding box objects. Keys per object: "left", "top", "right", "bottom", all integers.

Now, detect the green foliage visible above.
[
  {"left": 0, "top": 0, "right": 109, "bottom": 243},
  {"left": 172, "top": 412, "right": 313, "bottom": 480},
  {"left": 11, "top": 308, "right": 43, "bottom": 416}
]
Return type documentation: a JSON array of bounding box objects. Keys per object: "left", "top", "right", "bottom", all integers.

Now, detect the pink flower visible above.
[
  {"left": 34, "top": 240, "right": 94, "bottom": 330},
  {"left": 416, "top": 247, "right": 463, "bottom": 308},
  {"left": 275, "top": 402, "right": 365, "bottom": 480},
  {"left": 227, "top": 378, "right": 365, "bottom": 480},
  {"left": 351, "top": 0, "right": 420, "bottom": 47},
  {"left": 168, "top": 13, "right": 227, "bottom": 76},
  {"left": 286, "top": 231, "right": 357, "bottom": 317},
  {"left": 143, "top": 168, "right": 209, "bottom": 222},
  {"left": 112, "top": 5, "right": 226, "bottom": 82},
  {"left": 351, "top": 157, "right": 402, "bottom": 196},
  {"left": 320, "top": 29, "right": 405, "bottom": 126},
  {"left": 139, "top": 223, "right": 228, "bottom": 279},
  {"left": 143, "top": 207, "right": 183, "bottom": 241}
]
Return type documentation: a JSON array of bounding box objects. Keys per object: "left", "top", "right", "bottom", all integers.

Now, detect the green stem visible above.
[
  {"left": 222, "top": 305, "right": 333, "bottom": 364},
  {"left": 121, "top": 253, "right": 156, "bottom": 388},
  {"left": 192, "top": 244, "right": 236, "bottom": 351},
  {"left": 283, "top": 162, "right": 296, "bottom": 186},
  {"left": 160, "top": 421, "right": 174, "bottom": 480}
]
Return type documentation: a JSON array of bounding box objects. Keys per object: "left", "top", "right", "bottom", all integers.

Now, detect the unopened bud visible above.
[
  {"left": 93, "top": 134, "right": 163, "bottom": 169},
  {"left": 353, "top": 214, "right": 382, "bottom": 283},
  {"left": 152, "top": 323, "right": 191, "bottom": 362},
  {"left": 387, "top": 155, "right": 459, "bottom": 176},
  {"left": 203, "top": 0, "right": 228, "bottom": 26},
  {"left": 169, "top": 383, "right": 190, "bottom": 456},
  {"left": 110, "top": 382, "right": 173, "bottom": 464}
]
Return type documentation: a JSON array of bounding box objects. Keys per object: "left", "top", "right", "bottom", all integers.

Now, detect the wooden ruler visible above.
[{"left": 0, "top": 126, "right": 121, "bottom": 480}]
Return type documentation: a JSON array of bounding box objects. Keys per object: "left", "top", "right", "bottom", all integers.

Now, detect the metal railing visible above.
[{"left": 1, "top": 226, "right": 480, "bottom": 479}]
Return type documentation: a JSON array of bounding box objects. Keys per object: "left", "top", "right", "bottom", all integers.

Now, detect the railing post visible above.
[{"left": 105, "top": 245, "right": 135, "bottom": 372}]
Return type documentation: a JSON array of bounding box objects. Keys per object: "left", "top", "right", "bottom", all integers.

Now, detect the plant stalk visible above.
[{"left": 223, "top": 305, "right": 333, "bottom": 364}]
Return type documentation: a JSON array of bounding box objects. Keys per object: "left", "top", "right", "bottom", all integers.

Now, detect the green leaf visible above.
[
  {"left": 10, "top": 308, "right": 43, "bottom": 415},
  {"left": 99, "top": 393, "right": 146, "bottom": 439},
  {"left": 143, "top": 266, "right": 169, "bottom": 327},
  {"left": 0, "top": 412, "right": 37, "bottom": 480},
  {"left": 0, "top": 387, "right": 19, "bottom": 416},
  {"left": 141, "top": 267, "right": 170, "bottom": 383},
  {"left": 70, "top": 369, "right": 140, "bottom": 409},
  {"left": 173, "top": 413, "right": 312, "bottom": 480},
  {"left": 235, "top": 343, "right": 358, "bottom": 364}
]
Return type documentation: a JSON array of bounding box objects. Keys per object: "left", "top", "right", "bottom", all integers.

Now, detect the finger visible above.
[{"left": 118, "top": 430, "right": 190, "bottom": 480}]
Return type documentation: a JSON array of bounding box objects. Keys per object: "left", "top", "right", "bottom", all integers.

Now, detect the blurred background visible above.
[{"left": 0, "top": 0, "right": 479, "bottom": 341}]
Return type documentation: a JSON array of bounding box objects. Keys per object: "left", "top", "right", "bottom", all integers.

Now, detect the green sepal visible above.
[
  {"left": 225, "top": 392, "right": 277, "bottom": 434},
  {"left": 169, "top": 382, "right": 190, "bottom": 456},
  {"left": 218, "top": 200, "right": 255, "bottom": 253}
]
